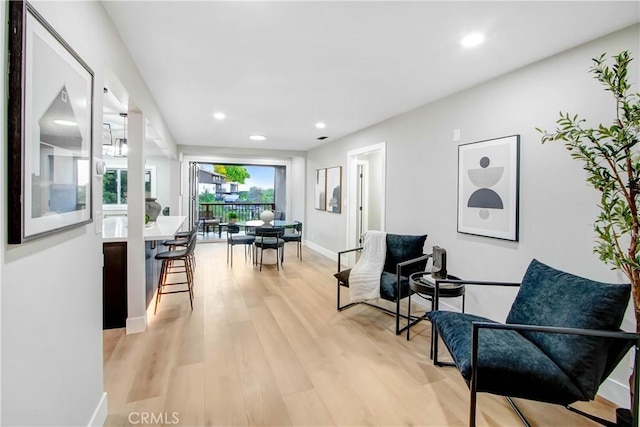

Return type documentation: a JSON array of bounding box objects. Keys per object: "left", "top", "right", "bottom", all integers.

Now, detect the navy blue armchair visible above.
[
  {"left": 335, "top": 233, "right": 428, "bottom": 335},
  {"left": 427, "top": 259, "right": 640, "bottom": 426}
]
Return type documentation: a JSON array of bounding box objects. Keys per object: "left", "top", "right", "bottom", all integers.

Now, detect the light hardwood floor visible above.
[{"left": 104, "top": 242, "right": 618, "bottom": 426}]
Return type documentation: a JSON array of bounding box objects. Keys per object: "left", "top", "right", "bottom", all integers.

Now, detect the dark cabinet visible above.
[
  {"left": 103, "top": 240, "right": 163, "bottom": 329},
  {"left": 103, "top": 242, "right": 127, "bottom": 329}
]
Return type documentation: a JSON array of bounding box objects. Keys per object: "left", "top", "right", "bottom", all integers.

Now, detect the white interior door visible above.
[{"left": 347, "top": 142, "right": 386, "bottom": 253}]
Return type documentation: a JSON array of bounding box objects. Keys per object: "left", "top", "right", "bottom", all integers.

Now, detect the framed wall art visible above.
[
  {"left": 325, "top": 166, "right": 342, "bottom": 213},
  {"left": 8, "top": 1, "right": 94, "bottom": 243},
  {"left": 457, "top": 135, "right": 520, "bottom": 241},
  {"left": 314, "top": 168, "right": 326, "bottom": 210}
]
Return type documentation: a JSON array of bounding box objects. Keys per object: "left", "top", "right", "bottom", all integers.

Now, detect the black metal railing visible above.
[{"left": 199, "top": 202, "right": 276, "bottom": 223}]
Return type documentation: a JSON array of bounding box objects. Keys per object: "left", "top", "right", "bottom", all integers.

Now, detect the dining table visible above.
[
  {"left": 236, "top": 220, "right": 297, "bottom": 266},
  {"left": 238, "top": 219, "right": 297, "bottom": 228}
]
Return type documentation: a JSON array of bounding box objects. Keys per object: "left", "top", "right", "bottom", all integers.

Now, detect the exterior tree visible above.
[
  {"left": 538, "top": 51, "right": 639, "bottom": 412},
  {"left": 214, "top": 165, "right": 251, "bottom": 183}
]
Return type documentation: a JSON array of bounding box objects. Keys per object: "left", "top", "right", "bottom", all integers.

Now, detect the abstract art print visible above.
[
  {"left": 8, "top": 2, "right": 94, "bottom": 243},
  {"left": 314, "top": 169, "right": 326, "bottom": 210},
  {"left": 325, "top": 166, "right": 342, "bottom": 213},
  {"left": 457, "top": 135, "right": 520, "bottom": 241}
]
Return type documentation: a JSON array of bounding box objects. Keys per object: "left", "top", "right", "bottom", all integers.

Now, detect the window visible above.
[{"left": 103, "top": 167, "right": 155, "bottom": 207}]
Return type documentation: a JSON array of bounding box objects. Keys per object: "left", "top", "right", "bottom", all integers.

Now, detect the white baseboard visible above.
[
  {"left": 126, "top": 316, "right": 147, "bottom": 334},
  {"left": 599, "top": 377, "right": 630, "bottom": 409},
  {"left": 88, "top": 392, "right": 108, "bottom": 427},
  {"left": 304, "top": 240, "right": 337, "bottom": 261}
]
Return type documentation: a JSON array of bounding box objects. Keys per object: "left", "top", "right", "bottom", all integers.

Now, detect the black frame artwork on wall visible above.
[
  {"left": 8, "top": 1, "right": 94, "bottom": 244},
  {"left": 457, "top": 135, "right": 520, "bottom": 241}
]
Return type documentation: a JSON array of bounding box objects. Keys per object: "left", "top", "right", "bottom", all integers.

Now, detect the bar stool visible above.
[
  {"left": 163, "top": 226, "right": 197, "bottom": 268},
  {"left": 154, "top": 232, "right": 197, "bottom": 314}
]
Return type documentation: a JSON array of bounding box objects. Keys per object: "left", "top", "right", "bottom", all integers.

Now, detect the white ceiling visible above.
[{"left": 103, "top": 1, "right": 640, "bottom": 152}]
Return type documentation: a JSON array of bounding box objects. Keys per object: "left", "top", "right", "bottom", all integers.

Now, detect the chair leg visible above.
[
  {"left": 395, "top": 294, "right": 401, "bottom": 335},
  {"left": 154, "top": 260, "right": 168, "bottom": 315},
  {"left": 406, "top": 292, "right": 412, "bottom": 341},
  {"left": 259, "top": 247, "right": 264, "bottom": 271}
]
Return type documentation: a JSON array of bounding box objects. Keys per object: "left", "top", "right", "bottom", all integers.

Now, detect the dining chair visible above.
[
  {"left": 254, "top": 227, "right": 285, "bottom": 271},
  {"left": 281, "top": 221, "right": 303, "bottom": 261},
  {"left": 226, "top": 224, "right": 255, "bottom": 267}
]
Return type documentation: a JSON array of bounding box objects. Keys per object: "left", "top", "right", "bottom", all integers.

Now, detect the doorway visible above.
[{"left": 347, "top": 142, "right": 386, "bottom": 250}]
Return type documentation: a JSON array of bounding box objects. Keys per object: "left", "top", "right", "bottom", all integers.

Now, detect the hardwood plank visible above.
[
  {"left": 103, "top": 241, "right": 620, "bottom": 427},
  {"left": 229, "top": 320, "right": 293, "bottom": 426},
  {"left": 282, "top": 388, "right": 337, "bottom": 426}
]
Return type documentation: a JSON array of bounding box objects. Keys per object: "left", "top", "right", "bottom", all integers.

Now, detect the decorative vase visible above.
[
  {"left": 229, "top": 218, "right": 237, "bottom": 224},
  {"left": 260, "top": 210, "right": 275, "bottom": 225},
  {"left": 145, "top": 198, "right": 162, "bottom": 222}
]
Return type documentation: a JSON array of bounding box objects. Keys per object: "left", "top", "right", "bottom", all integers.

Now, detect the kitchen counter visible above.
[
  {"left": 102, "top": 214, "right": 187, "bottom": 329},
  {"left": 102, "top": 215, "right": 187, "bottom": 243}
]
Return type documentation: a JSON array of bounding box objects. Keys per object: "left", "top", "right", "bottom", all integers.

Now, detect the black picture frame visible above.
[
  {"left": 8, "top": 1, "right": 94, "bottom": 244},
  {"left": 457, "top": 135, "right": 520, "bottom": 241}
]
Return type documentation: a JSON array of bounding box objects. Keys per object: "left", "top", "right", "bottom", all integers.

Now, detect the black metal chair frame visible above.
[
  {"left": 153, "top": 232, "right": 197, "bottom": 314},
  {"left": 337, "top": 247, "right": 430, "bottom": 335},
  {"left": 281, "top": 221, "right": 303, "bottom": 261},
  {"left": 430, "top": 279, "right": 640, "bottom": 427},
  {"left": 226, "top": 224, "right": 255, "bottom": 267},
  {"left": 254, "top": 227, "right": 285, "bottom": 271}
]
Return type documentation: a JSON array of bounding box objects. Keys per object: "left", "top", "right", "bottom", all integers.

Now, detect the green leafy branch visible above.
[{"left": 537, "top": 51, "right": 640, "bottom": 291}]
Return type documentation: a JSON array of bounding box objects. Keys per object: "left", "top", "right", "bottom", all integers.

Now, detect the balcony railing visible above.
[{"left": 199, "top": 202, "right": 276, "bottom": 222}]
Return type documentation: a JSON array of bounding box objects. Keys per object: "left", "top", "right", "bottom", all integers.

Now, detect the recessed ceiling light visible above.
[
  {"left": 315, "top": 122, "right": 326, "bottom": 129},
  {"left": 213, "top": 112, "right": 226, "bottom": 120},
  {"left": 461, "top": 33, "right": 485, "bottom": 47},
  {"left": 249, "top": 135, "right": 266, "bottom": 141}
]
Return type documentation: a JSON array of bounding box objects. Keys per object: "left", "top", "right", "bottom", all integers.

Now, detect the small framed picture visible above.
[
  {"left": 325, "top": 166, "right": 342, "bottom": 213},
  {"left": 457, "top": 135, "right": 520, "bottom": 241},
  {"left": 314, "top": 169, "right": 326, "bottom": 210}
]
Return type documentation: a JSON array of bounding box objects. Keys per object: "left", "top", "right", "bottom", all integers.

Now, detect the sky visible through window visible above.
[{"left": 243, "top": 166, "right": 274, "bottom": 190}]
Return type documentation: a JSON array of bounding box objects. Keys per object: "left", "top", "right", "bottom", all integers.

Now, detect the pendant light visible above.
[{"left": 114, "top": 112, "right": 128, "bottom": 157}]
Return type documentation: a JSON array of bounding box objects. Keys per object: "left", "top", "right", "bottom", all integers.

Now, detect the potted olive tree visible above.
[{"left": 538, "top": 51, "right": 639, "bottom": 425}]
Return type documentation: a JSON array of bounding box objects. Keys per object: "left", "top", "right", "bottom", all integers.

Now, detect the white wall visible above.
[
  {"left": 305, "top": 25, "right": 639, "bottom": 406},
  {"left": 146, "top": 155, "right": 177, "bottom": 214},
  {"left": 1, "top": 2, "right": 175, "bottom": 425}
]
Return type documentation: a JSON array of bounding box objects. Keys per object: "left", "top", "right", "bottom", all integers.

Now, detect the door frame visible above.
[{"left": 346, "top": 142, "right": 386, "bottom": 252}]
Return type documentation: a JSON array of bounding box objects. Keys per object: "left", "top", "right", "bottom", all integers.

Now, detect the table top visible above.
[
  {"left": 103, "top": 215, "right": 187, "bottom": 243},
  {"left": 238, "top": 220, "right": 297, "bottom": 228},
  {"left": 409, "top": 272, "right": 465, "bottom": 297}
]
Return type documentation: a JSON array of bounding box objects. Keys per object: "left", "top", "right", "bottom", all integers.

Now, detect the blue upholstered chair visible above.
[
  {"left": 334, "top": 233, "right": 429, "bottom": 335},
  {"left": 281, "top": 221, "right": 303, "bottom": 261},
  {"left": 226, "top": 224, "right": 255, "bottom": 267},
  {"left": 427, "top": 259, "right": 640, "bottom": 426},
  {"left": 254, "top": 227, "right": 285, "bottom": 271}
]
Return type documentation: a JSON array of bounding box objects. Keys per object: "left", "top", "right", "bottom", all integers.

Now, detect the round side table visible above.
[{"left": 407, "top": 272, "right": 465, "bottom": 358}]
